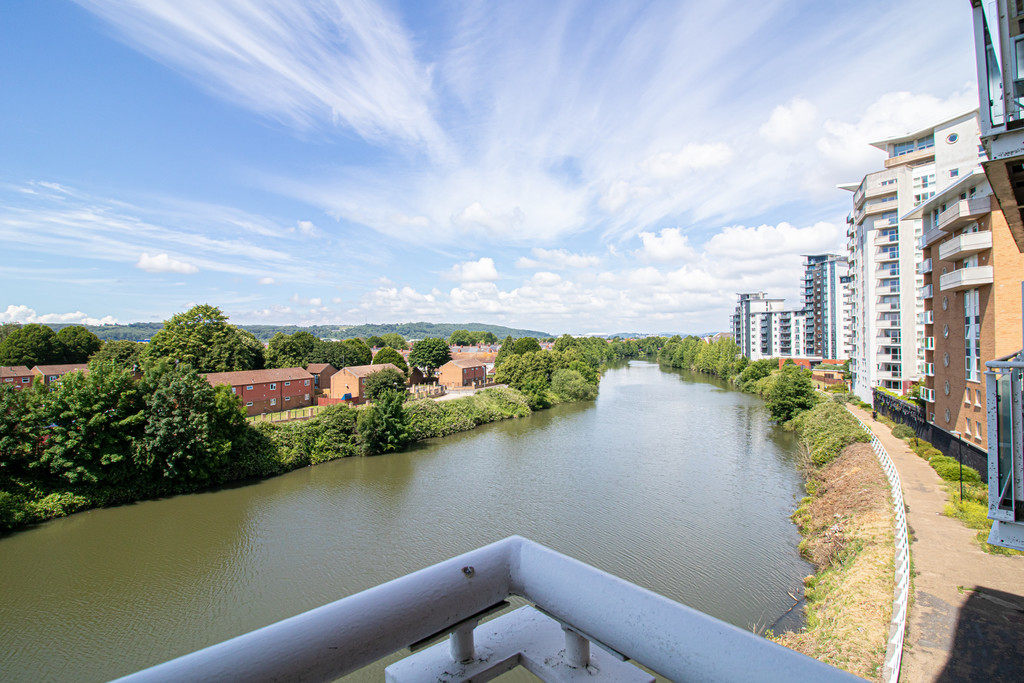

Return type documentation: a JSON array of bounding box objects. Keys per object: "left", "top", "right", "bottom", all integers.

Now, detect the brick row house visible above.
[
  {"left": 1, "top": 363, "right": 89, "bottom": 390},
  {"left": 205, "top": 367, "right": 315, "bottom": 416},
  {"left": 328, "top": 363, "right": 401, "bottom": 403},
  {"left": 306, "top": 363, "right": 338, "bottom": 393},
  {"left": 1, "top": 366, "right": 34, "bottom": 389},
  {"left": 437, "top": 359, "right": 488, "bottom": 389}
]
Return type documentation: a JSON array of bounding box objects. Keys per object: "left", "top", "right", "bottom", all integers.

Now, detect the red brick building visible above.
[
  {"left": 437, "top": 359, "right": 487, "bottom": 389},
  {"left": 205, "top": 367, "right": 315, "bottom": 416},
  {"left": 1, "top": 366, "right": 33, "bottom": 390},
  {"left": 306, "top": 363, "right": 338, "bottom": 393},
  {"left": 329, "top": 363, "right": 402, "bottom": 403},
  {"left": 32, "top": 363, "right": 89, "bottom": 388}
]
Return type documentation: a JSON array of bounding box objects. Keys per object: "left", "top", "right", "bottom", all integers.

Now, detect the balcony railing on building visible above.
[
  {"left": 936, "top": 196, "right": 992, "bottom": 232},
  {"left": 114, "top": 536, "right": 862, "bottom": 683},
  {"left": 939, "top": 266, "right": 994, "bottom": 291},
  {"left": 938, "top": 231, "right": 993, "bottom": 261},
  {"left": 921, "top": 284, "right": 933, "bottom": 299},
  {"left": 984, "top": 352, "right": 1024, "bottom": 551},
  {"left": 918, "top": 258, "right": 932, "bottom": 274}
]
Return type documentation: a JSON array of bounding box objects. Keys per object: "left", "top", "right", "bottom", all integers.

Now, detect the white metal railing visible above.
[
  {"left": 985, "top": 350, "right": 1024, "bottom": 551},
  {"left": 847, "top": 410, "right": 910, "bottom": 683},
  {"left": 114, "top": 536, "right": 863, "bottom": 683}
]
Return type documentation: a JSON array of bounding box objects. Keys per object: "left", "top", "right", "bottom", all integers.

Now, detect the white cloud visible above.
[
  {"left": 759, "top": 98, "right": 818, "bottom": 147},
  {"left": 136, "top": 252, "right": 199, "bottom": 274},
  {"left": 636, "top": 228, "right": 698, "bottom": 263},
  {"left": 258, "top": 277, "right": 277, "bottom": 285},
  {"left": 516, "top": 248, "right": 601, "bottom": 270},
  {"left": 0, "top": 304, "right": 118, "bottom": 326},
  {"left": 640, "top": 143, "right": 734, "bottom": 179},
  {"left": 289, "top": 293, "right": 322, "bottom": 307},
  {"left": 295, "top": 220, "right": 319, "bottom": 237},
  {"left": 446, "top": 257, "right": 499, "bottom": 282}
]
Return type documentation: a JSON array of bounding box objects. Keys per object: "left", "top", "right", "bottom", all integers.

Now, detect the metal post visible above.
[
  {"left": 450, "top": 622, "right": 475, "bottom": 663},
  {"left": 951, "top": 431, "right": 962, "bottom": 501},
  {"left": 563, "top": 626, "right": 590, "bottom": 668}
]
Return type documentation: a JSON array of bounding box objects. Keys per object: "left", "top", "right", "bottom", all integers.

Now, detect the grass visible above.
[
  {"left": 246, "top": 405, "right": 329, "bottom": 423},
  {"left": 774, "top": 443, "right": 894, "bottom": 681}
]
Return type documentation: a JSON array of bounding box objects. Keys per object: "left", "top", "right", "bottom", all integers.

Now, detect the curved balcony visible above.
[{"left": 939, "top": 266, "right": 994, "bottom": 291}]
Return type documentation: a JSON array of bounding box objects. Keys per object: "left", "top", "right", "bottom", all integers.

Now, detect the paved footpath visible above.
[{"left": 846, "top": 405, "right": 1024, "bottom": 682}]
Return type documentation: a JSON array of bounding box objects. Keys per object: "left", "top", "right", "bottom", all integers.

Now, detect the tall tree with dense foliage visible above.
[
  {"left": 89, "top": 340, "right": 145, "bottom": 372},
  {"left": 135, "top": 363, "right": 245, "bottom": 488},
  {"left": 365, "top": 335, "right": 385, "bottom": 348},
  {"left": 448, "top": 329, "right": 473, "bottom": 346},
  {"left": 512, "top": 337, "right": 542, "bottom": 355},
  {"left": 408, "top": 337, "right": 451, "bottom": 377},
  {"left": 494, "top": 335, "right": 515, "bottom": 367},
  {"left": 0, "top": 322, "right": 21, "bottom": 346},
  {"left": 55, "top": 325, "right": 102, "bottom": 363},
  {"left": 379, "top": 333, "right": 407, "bottom": 350},
  {"left": 357, "top": 389, "right": 409, "bottom": 455},
  {"left": 145, "top": 305, "right": 264, "bottom": 373},
  {"left": 307, "top": 339, "right": 371, "bottom": 369},
  {"left": 0, "top": 323, "right": 63, "bottom": 366},
  {"left": 765, "top": 364, "right": 817, "bottom": 423},
  {"left": 266, "top": 330, "right": 318, "bottom": 368},
  {"left": 371, "top": 346, "right": 408, "bottom": 376}
]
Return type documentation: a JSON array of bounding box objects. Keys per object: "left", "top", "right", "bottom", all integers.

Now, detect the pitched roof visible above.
[
  {"left": 205, "top": 367, "right": 314, "bottom": 387},
  {"left": 342, "top": 363, "right": 400, "bottom": 378},
  {"left": 32, "top": 364, "right": 89, "bottom": 376},
  {"left": 306, "top": 363, "right": 337, "bottom": 373},
  {"left": 451, "top": 352, "right": 497, "bottom": 364},
  {"left": 1, "top": 366, "right": 33, "bottom": 378},
  {"left": 444, "top": 358, "right": 487, "bottom": 369}
]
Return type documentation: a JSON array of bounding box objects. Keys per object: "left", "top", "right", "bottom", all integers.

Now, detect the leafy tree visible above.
[
  {"left": 765, "top": 364, "right": 817, "bottom": 423},
  {"left": 379, "top": 333, "right": 407, "bottom": 350},
  {"left": 307, "top": 339, "right": 371, "bottom": 369},
  {"left": 266, "top": 331, "right": 318, "bottom": 368},
  {"left": 448, "top": 329, "right": 473, "bottom": 346},
  {"left": 144, "top": 305, "right": 263, "bottom": 373},
  {"left": 552, "top": 334, "right": 577, "bottom": 353},
  {"left": 372, "top": 346, "right": 409, "bottom": 376},
  {"left": 408, "top": 337, "right": 451, "bottom": 376},
  {"left": 33, "top": 362, "right": 145, "bottom": 487},
  {"left": 363, "top": 367, "right": 407, "bottom": 401},
  {"left": 0, "top": 383, "right": 43, "bottom": 488},
  {"left": 476, "top": 331, "right": 498, "bottom": 344},
  {"left": 494, "top": 335, "right": 515, "bottom": 367},
  {"left": 357, "top": 389, "right": 409, "bottom": 455},
  {"left": 0, "top": 323, "right": 62, "bottom": 366},
  {"left": 513, "top": 337, "right": 542, "bottom": 355},
  {"left": 344, "top": 338, "right": 373, "bottom": 366},
  {"left": 135, "top": 363, "right": 245, "bottom": 488},
  {"left": 89, "top": 340, "right": 145, "bottom": 372},
  {"left": 551, "top": 369, "right": 598, "bottom": 401},
  {"left": 568, "top": 360, "right": 598, "bottom": 384},
  {"left": 365, "top": 335, "right": 385, "bottom": 349},
  {"left": 0, "top": 322, "right": 23, "bottom": 345},
  {"left": 55, "top": 325, "right": 102, "bottom": 363}
]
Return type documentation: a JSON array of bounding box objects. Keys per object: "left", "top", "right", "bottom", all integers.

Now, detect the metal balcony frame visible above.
[{"left": 114, "top": 536, "right": 860, "bottom": 683}]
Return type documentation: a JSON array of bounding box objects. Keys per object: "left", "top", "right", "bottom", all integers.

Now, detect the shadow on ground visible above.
[{"left": 935, "top": 585, "right": 1024, "bottom": 682}]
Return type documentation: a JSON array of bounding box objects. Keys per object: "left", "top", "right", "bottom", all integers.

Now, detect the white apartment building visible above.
[
  {"left": 843, "top": 111, "right": 984, "bottom": 402},
  {"left": 731, "top": 293, "right": 808, "bottom": 361},
  {"left": 801, "top": 254, "right": 852, "bottom": 360}
]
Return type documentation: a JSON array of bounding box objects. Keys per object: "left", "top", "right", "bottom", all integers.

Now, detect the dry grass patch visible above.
[{"left": 776, "top": 443, "right": 894, "bottom": 681}]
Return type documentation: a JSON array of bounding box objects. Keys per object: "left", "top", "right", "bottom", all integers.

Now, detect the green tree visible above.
[
  {"left": 33, "top": 362, "right": 145, "bottom": 488},
  {"left": 266, "top": 331, "right": 318, "bottom": 368},
  {"left": 476, "top": 331, "right": 498, "bottom": 344},
  {"left": 365, "top": 335, "right": 386, "bottom": 349},
  {"left": 344, "top": 338, "right": 373, "bottom": 366},
  {"left": 0, "top": 322, "right": 22, "bottom": 346},
  {"left": 135, "top": 363, "right": 245, "bottom": 488},
  {"left": 765, "top": 364, "right": 817, "bottom": 423},
  {"left": 55, "top": 326, "right": 102, "bottom": 363},
  {"left": 448, "top": 329, "right": 473, "bottom": 346},
  {"left": 357, "top": 389, "right": 409, "bottom": 455},
  {"left": 144, "top": 305, "right": 263, "bottom": 373},
  {"left": 0, "top": 382, "right": 44, "bottom": 489},
  {"left": 513, "top": 337, "right": 542, "bottom": 355},
  {"left": 494, "top": 335, "right": 515, "bottom": 367},
  {"left": 379, "top": 333, "right": 407, "bottom": 350},
  {"left": 307, "top": 339, "right": 370, "bottom": 369},
  {"left": 551, "top": 369, "right": 598, "bottom": 401},
  {"left": 408, "top": 337, "right": 451, "bottom": 377},
  {"left": 0, "top": 323, "right": 63, "bottom": 366},
  {"left": 89, "top": 340, "right": 145, "bottom": 372},
  {"left": 372, "top": 346, "right": 409, "bottom": 376},
  {"left": 363, "top": 367, "right": 407, "bottom": 401}
]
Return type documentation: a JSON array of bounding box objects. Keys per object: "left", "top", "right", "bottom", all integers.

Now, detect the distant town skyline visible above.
[{"left": 1, "top": 0, "right": 978, "bottom": 334}]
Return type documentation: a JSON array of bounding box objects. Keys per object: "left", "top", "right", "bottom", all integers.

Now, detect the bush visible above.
[
  {"left": 794, "top": 401, "right": 870, "bottom": 467},
  {"left": 929, "top": 455, "right": 983, "bottom": 485},
  {"left": 404, "top": 387, "right": 532, "bottom": 441},
  {"left": 891, "top": 424, "right": 916, "bottom": 440},
  {"left": 551, "top": 369, "right": 598, "bottom": 401}
]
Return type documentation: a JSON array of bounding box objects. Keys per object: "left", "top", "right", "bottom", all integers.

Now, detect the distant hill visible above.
[{"left": 46, "top": 321, "right": 552, "bottom": 342}]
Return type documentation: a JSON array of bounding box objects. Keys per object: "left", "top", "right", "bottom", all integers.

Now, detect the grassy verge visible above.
[{"left": 892, "top": 430, "right": 1022, "bottom": 556}]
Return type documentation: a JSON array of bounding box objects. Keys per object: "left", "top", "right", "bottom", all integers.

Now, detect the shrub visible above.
[
  {"left": 891, "top": 424, "right": 915, "bottom": 440},
  {"left": 795, "top": 401, "right": 870, "bottom": 467},
  {"left": 929, "top": 455, "right": 983, "bottom": 485},
  {"left": 551, "top": 369, "right": 598, "bottom": 401}
]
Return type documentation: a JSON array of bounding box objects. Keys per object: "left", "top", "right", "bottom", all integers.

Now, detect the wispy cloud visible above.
[{"left": 136, "top": 252, "right": 199, "bottom": 274}]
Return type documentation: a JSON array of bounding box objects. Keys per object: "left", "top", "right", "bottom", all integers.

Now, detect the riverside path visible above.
[{"left": 846, "top": 404, "right": 1024, "bottom": 682}]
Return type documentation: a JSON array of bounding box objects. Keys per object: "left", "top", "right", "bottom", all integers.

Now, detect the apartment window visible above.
[
  {"left": 2, "top": 378, "right": 10, "bottom": 383},
  {"left": 21, "top": 378, "right": 28, "bottom": 383},
  {"left": 965, "top": 288, "right": 981, "bottom": 382},
  {"left": 285, "top": 396, "right": 291, "bottom": 402},
  {"left": 246, "top": 385, "right": 253, "bottom": 391},
  {"left": 304, "top": 380, "right": 310, "bottom": 385},
  {"left": 881, "top": 178, "right": 896, "bottom": 186},
  {"left": 246, "top": 401, "right": 253, "bottom": 407},
  {"left": 270, "top": 398, "right": 276, "bottom": 406},
  {"left": 881, "top": 210, "right": 897, "bottom": 225},
  {"left": 270, "top": 383, "right": 277, "bottom": 390},
  {"left": 977, "top": 420, "right": 983, "bottom": 436},
  {"left": 305, "top": 394, "right": 310, "bottom": 400},
  {"left": 916, "top": 134, "right": 934, "bottom": 150},
  {"left": 950, "top": 169, "right": 959, "bottom": 178},
  {"left": 231, "top": 387, "right": 236, "bottom": 394},
  {"left": 284, "top": 381, "right": 291, "bottom": 386},
  {"left": 893, "top": 140, "right": 915, "bottom": 156},
  {"left": 965, "top": 419, "right": 972, "bottom": 437}
]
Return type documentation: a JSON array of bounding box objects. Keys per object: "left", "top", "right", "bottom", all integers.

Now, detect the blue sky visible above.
[{"left": 0, "top": 0, "right": 979, "bottom": 335}]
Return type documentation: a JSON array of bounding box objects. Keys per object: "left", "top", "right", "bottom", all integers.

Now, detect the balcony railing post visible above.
[
  {"left": 563, "top": 626, "right": 590, "bottom": 668},
  {"left": 450, "top": 622, "right": 476, "bottom": 663}
]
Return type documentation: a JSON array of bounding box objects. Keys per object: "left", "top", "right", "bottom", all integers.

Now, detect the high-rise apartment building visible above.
[
  {"left": 731, "top": 293, "right": 808, "bottom": 361},
  {"left": 801, "top": 254, "right": 852, "bottom": 359},
  {"left": 908, "top": 171, "right": 1024, "bottom": 451},
  {"left": 843, "top": 111, "right": 983, "bottom": 402}
]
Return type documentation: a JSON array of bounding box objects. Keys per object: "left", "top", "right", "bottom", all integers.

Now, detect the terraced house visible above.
[{"left": 205, "top": 367, "right": 314, "bottom": 416}]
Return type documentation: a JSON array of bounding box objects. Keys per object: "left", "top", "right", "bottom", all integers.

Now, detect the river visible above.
[{"left": 0, "top": 361, "right": 812, "bottom": 681}]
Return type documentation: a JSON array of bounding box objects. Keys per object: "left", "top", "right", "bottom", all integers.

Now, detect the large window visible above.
[{"left": 965, "top": 288, "right": 981, "bottom": 382}]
